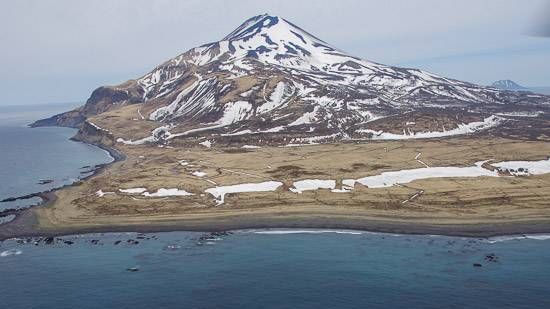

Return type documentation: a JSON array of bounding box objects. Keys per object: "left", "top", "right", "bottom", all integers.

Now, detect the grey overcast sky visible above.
[{"left": 1, "top": 0, "right": 549, "bottom": 105}]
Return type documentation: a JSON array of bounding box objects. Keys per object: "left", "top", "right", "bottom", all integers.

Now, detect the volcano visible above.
[{"left": 33, "top": 14, "right": 550, "bottom": 145}]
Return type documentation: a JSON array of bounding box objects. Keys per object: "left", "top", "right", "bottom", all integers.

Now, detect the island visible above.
[{"left": 2, "top": 14, "right": 550, "bottom": 240}]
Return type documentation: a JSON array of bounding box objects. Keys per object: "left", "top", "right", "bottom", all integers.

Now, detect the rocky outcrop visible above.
[
  {"left": 72, "top": 121, "right": 116, "bottom": 147},
  {"left": 30, "top": 81, "right": 143, "bottom": 128},
  {"left": 29, "top": 108, "right": 86, "bottom": 128}
]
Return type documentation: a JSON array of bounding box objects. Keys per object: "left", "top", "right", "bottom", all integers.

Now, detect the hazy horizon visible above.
[{"left": 1, "top": 0, "right": 549, "bottom": 105}]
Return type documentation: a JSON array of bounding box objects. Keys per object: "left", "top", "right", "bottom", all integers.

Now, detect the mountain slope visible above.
[{"left": 33, "top": 14, "right": 550, "bottom": 145}]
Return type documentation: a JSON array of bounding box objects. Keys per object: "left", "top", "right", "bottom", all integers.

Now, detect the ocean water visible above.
[
  {"left": 1, "top": 230, "right": 550, "bottom": 309},
  {"left": 1, "top": 103, "right": 550, "bottom": 308},
  {"left": 0, "top": 103, "right": 113, "bottom": 210}
]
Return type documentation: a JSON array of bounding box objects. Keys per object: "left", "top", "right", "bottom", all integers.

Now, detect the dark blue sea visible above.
[
  {"left": 1, "top": 104, "right": 550, "bottom": 309},
  {"left": 1, "top": 231, "right": 550, "bottom": 309},
  {"left": 0, "top": 103, "right": 113, "bottom": 211}
]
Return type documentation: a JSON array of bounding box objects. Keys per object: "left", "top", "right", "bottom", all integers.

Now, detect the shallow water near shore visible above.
[
  {"left": 0, "top": 103, "right": 113, "bottom": 211},
  {"left": 1, "top": 230, "right": 550, "bottom": 308}
]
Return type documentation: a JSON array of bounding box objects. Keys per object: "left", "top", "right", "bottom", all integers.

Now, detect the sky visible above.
[{"left": 1, "top": 0, "right": 549, "bottom": 105}]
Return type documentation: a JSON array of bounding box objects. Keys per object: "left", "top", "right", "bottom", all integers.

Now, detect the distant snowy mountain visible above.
[
  {"left": 33, "top": 14, "right": 550, "bottom": 144},
  {"left": 491, "top": 80, "right": 550, "bottom": 95},
  {"left": 490, "top": 80, "right": 528, "bottom": 91}
]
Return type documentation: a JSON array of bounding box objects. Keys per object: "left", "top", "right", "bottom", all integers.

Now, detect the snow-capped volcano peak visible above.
[
  {"left": 179, "top": 13, "right": 360, "bottom": 73},
  {"left": 222, "top": 13, "right": 329, "bottom": 47},
  {"left": 222, "top": 14, "right": 284, "bottom": 41}
]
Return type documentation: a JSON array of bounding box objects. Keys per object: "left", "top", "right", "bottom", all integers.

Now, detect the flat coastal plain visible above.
[{"left": 29, "top": 129, "right": 550, "bottom": 237}]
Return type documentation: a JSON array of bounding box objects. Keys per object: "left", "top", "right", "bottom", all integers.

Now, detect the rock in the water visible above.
[
  {"left": 484, "top": 253, "right": 499, "bottom": 262},
  {"left": 126, "top": 239, "right": 139, "bottom": 245}
]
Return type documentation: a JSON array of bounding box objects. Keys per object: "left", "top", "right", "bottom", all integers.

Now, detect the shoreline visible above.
[
  {"left": 2, "top": 126, "right": 550, "bottom": 241},
  {"left": 0, "top": 127, "right": 125, "bottom": 239},
  {"left": 0, "top": 132, "right": 124, "bottom": 206},
  {"left": 3, "top": 205, "right": 550, "bottom": 241}
]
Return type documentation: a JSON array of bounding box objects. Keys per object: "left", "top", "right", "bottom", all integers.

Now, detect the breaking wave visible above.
[
  {"left": 486, "top": 234, "right": 550, "bottom": 243},
  {"left": 1, "top": 249, "right": 22, "bottom": 257}
]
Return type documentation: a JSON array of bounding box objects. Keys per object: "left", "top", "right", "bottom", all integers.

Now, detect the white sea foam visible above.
[
  {"left": 1, "top": 249, "right": 22, "bottom": 257},
  {"left": 486, "top": 234, "right": 550, "bottom": 243},
  {"left": 251, "top": 229, "right": 364, "bottom": 235}
]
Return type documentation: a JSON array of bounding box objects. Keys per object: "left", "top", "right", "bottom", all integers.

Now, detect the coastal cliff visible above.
[
  {"left": 72, "top": 121, "right": 117, "bottom": 147},
  {"left": 30, "top": 81, "right": 143, "bottom": 129}
]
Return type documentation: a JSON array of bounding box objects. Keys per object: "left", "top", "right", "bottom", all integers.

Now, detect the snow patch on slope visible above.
[
  {"left": 359, "top": 115, "right": 502, "bottom": 140},
  {"left": 257, "top": 82, "right": 294, "bottom": 114}
]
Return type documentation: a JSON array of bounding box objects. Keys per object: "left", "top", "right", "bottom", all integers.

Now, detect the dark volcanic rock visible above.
[
  {"left": 484, "top": 253, "right": 499, "bottom": 262},
  {"left": 126, "top": 239, "right": 139, "bottom": 245}
]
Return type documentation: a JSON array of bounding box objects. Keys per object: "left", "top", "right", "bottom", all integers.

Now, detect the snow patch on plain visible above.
[
  {"left": 290, "top": 179, "right": 336, "bottom": 193},
  {"left": 192, "top": 171, "right": 207, "bottom": 177},
  {"left": 347, "top": 161, "right": 498, "bottom": 189},
  {"left": 119, "top": 188, "right": 147, "bottom": 194},
  {"left": 205, "top": 181, "right": 283, "bottom": 205},
  {"left": 199, "top": 140, "right": 212, "bottom": 148},
  {"left": 95, "top": 190, "right": 114, "bottom": 197},
  {"left": 242, "top": 145, "right": 262, "bottom": 149},
  {"left": 491, "top": 157, "right": 550, "bottom": 176},
  {"left": 142, "top": 188, "right": 194, "bottom": 197}
]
